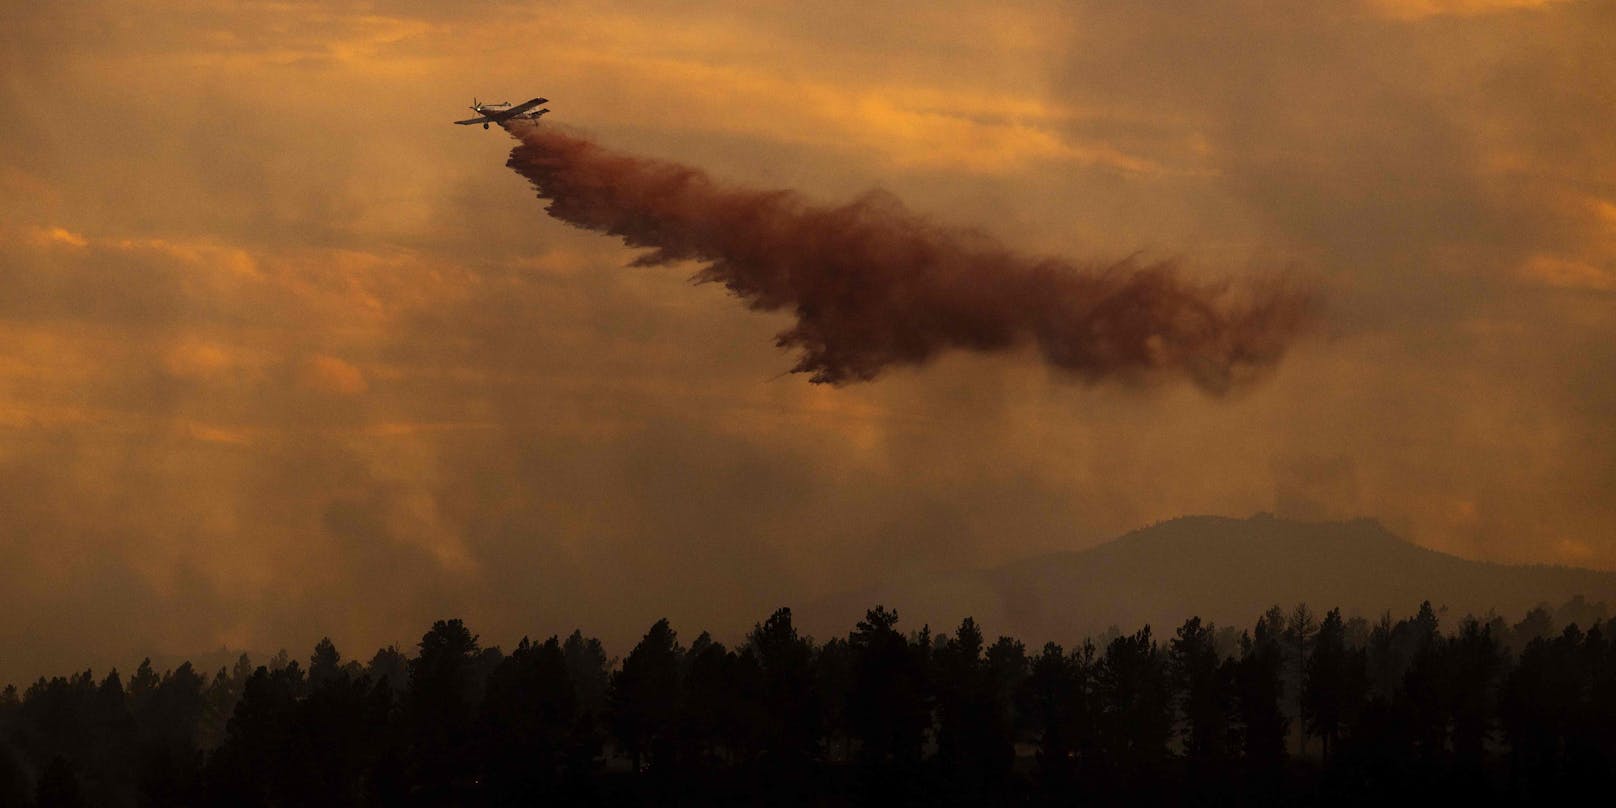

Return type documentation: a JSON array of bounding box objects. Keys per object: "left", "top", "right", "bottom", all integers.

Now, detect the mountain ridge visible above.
[{"left": 798, "top": 514, "right": 1616, "bottom": 645}]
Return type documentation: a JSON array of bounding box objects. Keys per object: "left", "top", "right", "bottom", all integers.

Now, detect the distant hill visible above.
[{"left": 799, "top": 515, "right": 1616, "bottom": 645}]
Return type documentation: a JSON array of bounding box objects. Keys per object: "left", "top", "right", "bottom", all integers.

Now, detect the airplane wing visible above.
[
  {"left": 453, "top": 116, "right": 493, "bottom": 125},
  {"left": 500, "top": 97, "right": 548, "bottom": 116}
]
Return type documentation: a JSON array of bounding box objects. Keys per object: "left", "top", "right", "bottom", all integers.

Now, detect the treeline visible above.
[{"left": 2, "top": 598, "right": 1614, "bottom": 806}]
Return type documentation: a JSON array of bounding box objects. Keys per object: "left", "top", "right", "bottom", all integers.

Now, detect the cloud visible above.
[
  {"left": 1367, "top": 0, "right": 1574, "bottom": 20},
  {"left": 1517, "top": 255, "right": 1616, "bottom": 293},
  {"left": 301, "top": 354, "right": 370, "bottom": 395}
]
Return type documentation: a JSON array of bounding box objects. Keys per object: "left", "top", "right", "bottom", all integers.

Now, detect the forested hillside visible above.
[{"left": 3, "top": 596, "right": 1613, "bottom": 805}]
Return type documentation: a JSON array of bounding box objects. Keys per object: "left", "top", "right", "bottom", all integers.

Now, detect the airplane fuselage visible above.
[{"left": 454, "top": 97, "right": 548, "bottom": 129}]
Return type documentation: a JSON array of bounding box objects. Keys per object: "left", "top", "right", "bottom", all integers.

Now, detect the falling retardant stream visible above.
[{"left": 502, "top": 121, "right": 1318, "bottom": 391}]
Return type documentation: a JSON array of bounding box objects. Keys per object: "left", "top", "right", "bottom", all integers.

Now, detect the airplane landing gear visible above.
[{"left": 483, "top": 123, "right": 490, "bottom": 129}]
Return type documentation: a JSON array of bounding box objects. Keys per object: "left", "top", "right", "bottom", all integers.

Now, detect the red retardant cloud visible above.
[{"left": 506, "top": 125, "right": 1317, "bottom": 391}]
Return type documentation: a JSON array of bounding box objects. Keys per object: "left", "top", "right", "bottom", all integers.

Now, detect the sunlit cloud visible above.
[
  {"left": 1368, "top": 0, "right": 1574, "bottom": 20},
  {"left": 28, "top": 226, "right": 89, "bottom": 248},
  {"left": 1517, "top": 254, "right": 1616, "bottom": 292},
  {"left": 301, "top": 354, "right": 370, "bottom": 395}
]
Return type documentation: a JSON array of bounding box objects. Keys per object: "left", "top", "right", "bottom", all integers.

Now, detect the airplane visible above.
[{"left": 454, "top": 97, "right": 549, "bottom": 129}]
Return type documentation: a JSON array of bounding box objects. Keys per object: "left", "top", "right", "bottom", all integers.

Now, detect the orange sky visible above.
[{"left": 2, "top": 0, "right": 1613, "bottom": 681}]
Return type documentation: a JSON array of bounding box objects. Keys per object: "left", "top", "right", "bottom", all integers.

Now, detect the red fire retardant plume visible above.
[{"left": 506, "top": 124, "right": 1317, "bottom": 391}]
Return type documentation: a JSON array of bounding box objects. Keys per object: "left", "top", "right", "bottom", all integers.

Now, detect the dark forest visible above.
[{"left": 4, "top": 598, "right": 1613, "bottom": 806}]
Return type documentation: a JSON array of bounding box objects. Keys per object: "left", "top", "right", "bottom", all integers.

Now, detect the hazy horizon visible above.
[{"left": 7, "top": 512, "right": 1614, "bottom": 687}]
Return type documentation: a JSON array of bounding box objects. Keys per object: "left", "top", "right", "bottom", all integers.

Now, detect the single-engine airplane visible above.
[{"left": 454, "top": 97, "right": 549, "bottom": 129}]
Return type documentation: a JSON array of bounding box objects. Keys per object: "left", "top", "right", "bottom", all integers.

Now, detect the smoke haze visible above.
[
  {"left": 506, "top": 126, "right": 1315, "bottom": 389},
  {"left": 2, "top": 0, "right": 1615, "bottom": 686}
]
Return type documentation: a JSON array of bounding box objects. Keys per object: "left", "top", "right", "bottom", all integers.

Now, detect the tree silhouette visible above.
[
  {"left": 0, "top": 683, "right": 18, "bottom": 726},
  {"left": 562, "top": 630, "right": 610, "bottom": 721},
  {"left": 1285, "top": 603, "right": 1318, "bottom": 755},
  {"left": 1508, "top": 604, "right": 1554, "bottom": 655},
  {"left": 405, "top": 618, "right": 483, "bottom": 801},
  {"left": 1233, "top": 609, "right": 1288, "bottom": 770},
  {"left": 1020, "top": 641, "right": 1080, "bottom": 790},
  {"left": 678, "top": 631, "right": 742, "bottom": 769},
  {"left": 127, "top": 660, "right": 158, "bottom": 719},
  {"left": 134, "top": 662, "right": 205, "bottom": 804},
  {"left": 1398, "top": 603, "right": 1448, "bottom": 769},
  {"left": 198, "top": 654, "right": 253, "bottom": 751},
  {"left": 932, "top": 618, "right": 1022, "bottom": 798},
  {"left": 478, "top": 636, "right": 581, "bottom": 803},
  {"left": 204, "top": 663, "right": 304, "bottom": 805},
  {"left": 610, "top": 618, "right": 684, "bottom": 774},
  {"left": 282, "top": 641, "right": 393, "bottom": 808},
  {"left": 933, "top": 617, "right": 985, "bottom": 779},
  {"left": 560, "top": 629, "right": 611, "bottom": 787},
  {"left": 982, "top": 633, "right": 1028, "bottom": 792},
  {"left": 812, "top": 637, "right": 856, "bottom": 763},
  {"left": 1095, "top": 626, "right": 1171, "bottom": 783},
  {"left": 1021, "top": 642, "right": 1067, "bottom": 750},
  {"left": 5, "top": 599, "right": 1616, "bottom": 804},
  {"left": 365, "top": 645, "right": 409, "bottom": 697},
  {"left": 1170, "top": 616, "right": 1232, "bottom": 766},
  {"left": 308, "top": 638, "right": 343, "bottom": 689},
  {"left": 1366, "top": 611, "right": 1400, "bottom": 697},
  {"left": 1579, "top": 623, "right": 1616, "bottom": 785},
  {"left": 744, "top": 607, "right": 820, "bottom": 772},
  {"left": 85, "top": 669, "right": 135, "bottom": 805},
  {"left": 1500, "top": 623, "right": 1588, "bottom": 795},
  {"left": 1446, "top": 617, "right": 1504, "bottom": 772},
  {"left": 1303, "top": 608, "right": 1367, "bottom": 763},
  {"left": 846, "top": 606, "right": 930, "bottom": 801}
]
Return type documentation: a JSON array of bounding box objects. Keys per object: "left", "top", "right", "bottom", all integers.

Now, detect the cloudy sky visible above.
[{"left": 2, "top": 0, "right": 1613, "bottom": 681}]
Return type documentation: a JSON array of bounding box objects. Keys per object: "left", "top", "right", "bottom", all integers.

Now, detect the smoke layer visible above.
[{"left": 506, "top": 124, "right": 1316, "bottom": 390}]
